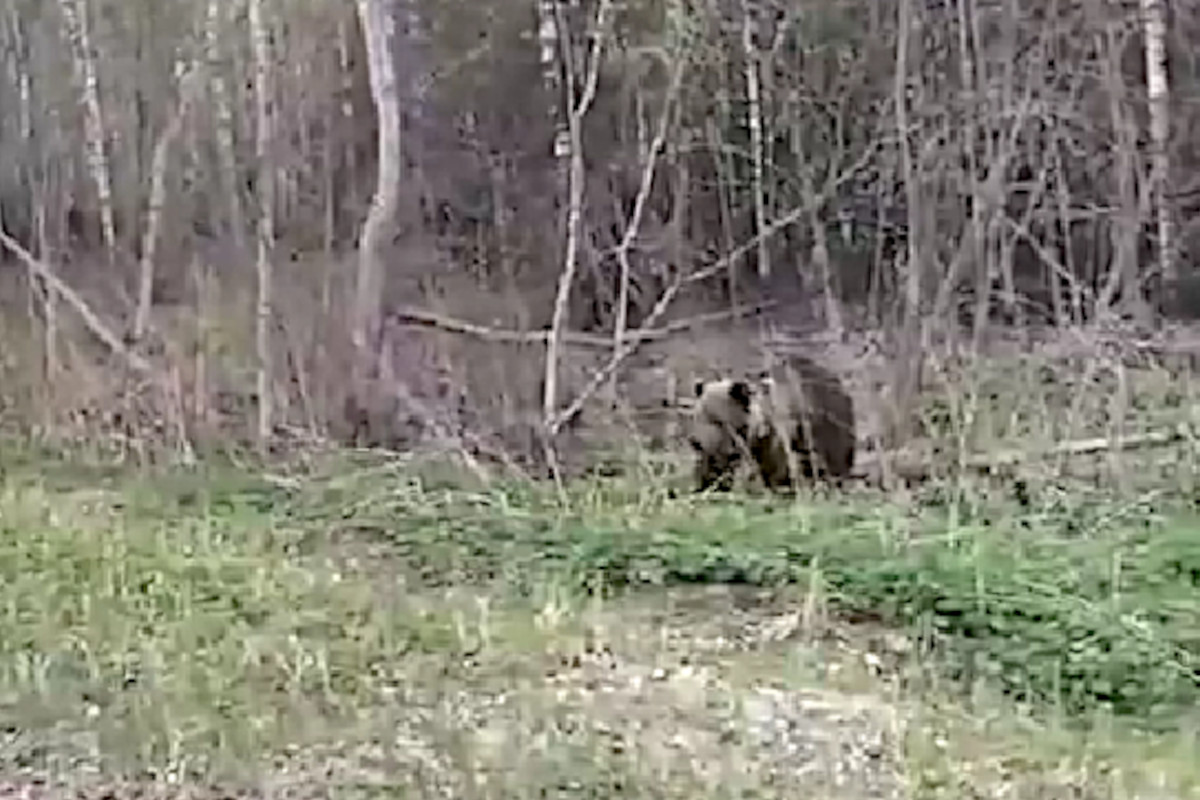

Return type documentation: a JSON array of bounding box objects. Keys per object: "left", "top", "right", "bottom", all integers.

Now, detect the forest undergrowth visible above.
[{"left": 0, "top": 429, "right": 1197, "bottom": 798}]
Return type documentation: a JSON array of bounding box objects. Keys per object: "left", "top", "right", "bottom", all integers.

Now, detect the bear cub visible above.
[{"left": 688, "top": 355, "right": 856, "bottom": 492}]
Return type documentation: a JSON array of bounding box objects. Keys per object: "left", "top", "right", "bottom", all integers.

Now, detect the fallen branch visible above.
[
  {"left": 858, "top": 424, "right": 1195, "bottom": 484},
  {"left": 387, "top": 301, "right": 777, "bottom": 348},
  {"left": 0, "top": 226, "right": 151, "bottom": 374}
]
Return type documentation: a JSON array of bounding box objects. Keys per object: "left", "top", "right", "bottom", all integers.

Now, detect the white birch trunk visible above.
[
  {"left": 1141, "top": 0, "right": 1174, "bottom": 306},
  {"left": 206, "top": 0, "right": 247, "bottom": 254},
  {"left": 249, "top": 0, "right": 276, "bottom": 446},
  {"left": 537, "top": 0, "right": 569, "bottom": 182},
  {"left": 57, "top": 0, "right": 117, "bottom": 260},
  {"left": 132, "top": 63, "right": 204, "bottom": 343},
  {"left": 353, "top": 0, "right": 403, "bottom": 373},
  {"left": 740, "top": 0, "right": 769, "bottom": 279},
  {"left": 542, "top": 0, "right": 612, "bottom": 442}
]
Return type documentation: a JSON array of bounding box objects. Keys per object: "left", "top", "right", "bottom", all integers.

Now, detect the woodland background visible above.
[
  {"left": 1, "top": 0, "right": 1198, "bottom": 479},
  {"left": 4, "top": 2, "right": 1200, "bottom": 795}
]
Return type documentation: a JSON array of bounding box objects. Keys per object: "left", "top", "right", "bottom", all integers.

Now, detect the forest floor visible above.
[{"left": 0, "top": 448, "right": 1196, "bottom": 799}]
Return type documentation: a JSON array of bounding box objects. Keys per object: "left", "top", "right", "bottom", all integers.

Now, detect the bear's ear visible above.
[{"left": 728, "top": 380, "right": 753, "bottom": 409}]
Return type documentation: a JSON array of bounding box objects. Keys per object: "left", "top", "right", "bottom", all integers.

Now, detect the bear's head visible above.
[{"left": 688, "top": 378, "right": 759, "bottom": 491}]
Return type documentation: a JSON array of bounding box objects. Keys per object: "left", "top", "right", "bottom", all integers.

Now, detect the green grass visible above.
[{"left": 0, "top": 449, "right": 1197, "bottom": 797}]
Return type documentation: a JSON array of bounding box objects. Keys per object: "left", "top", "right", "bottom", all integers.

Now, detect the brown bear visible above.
[{"left": 687, "top": 355, "right": 856, "bottom": 492}]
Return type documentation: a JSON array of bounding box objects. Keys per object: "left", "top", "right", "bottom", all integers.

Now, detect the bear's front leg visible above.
[{"left": 695, "top": 453, "right": 741, "bottom": 492}]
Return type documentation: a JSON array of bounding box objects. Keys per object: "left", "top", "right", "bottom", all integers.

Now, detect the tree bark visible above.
[
  {"left": 57, "top": 0, "right": 117, "bottom": 261},
  {"left": 353, "top": 0, "right": 403, "bottom": 384},
  {"left": 740, "top": 0, "right": 769, "bottom": 280},
  {"left": 133, "top": 64, "right": 204, "bottom": 344},
  {"left": 542, "top": 0, "right": 612, "bottom": 442},
  {"left": 1141, "top": 0, "right": 1174, "bottom": 314},
  {"left": 205, "top": 0, "right": 246, "bottom": 255}
]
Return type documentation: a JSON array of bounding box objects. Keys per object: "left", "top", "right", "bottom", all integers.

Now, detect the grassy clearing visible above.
[{"left": 0, "top": 449, "right": 1197, "bottom": 798}]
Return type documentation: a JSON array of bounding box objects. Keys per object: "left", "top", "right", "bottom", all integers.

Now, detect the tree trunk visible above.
[
  {"left": 889, "top": 0, "right": 925, "bottom": 453},
  {"left": 249, "top": 0, "right": 276, "bottom": 447},
  {"left": 740, "top": 0, "right": 769, "bottom": 280},
  {"left": 352, "top": 0, "right": 403, "bottom": 390},
  {"left": 57, "top": 0, "right": 118, "bottom": 261},
  {"left": 133, "top": 64, "right": 204, "bottom": 344},
  {"left": 205, "top": 0, "right": 246, "bottom": 255},
  {"left": 542, "top": 0, "right": 612, "bottom": 444},
  {"left": 1141, "top": 0, "right": 1174, "bottom": 315}
]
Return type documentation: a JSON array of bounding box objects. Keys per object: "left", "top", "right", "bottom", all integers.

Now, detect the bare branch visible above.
[
  {"left": 389, "top": 301, "right": 777, "bottom": 348},
  {"left": 542, "top": 0, "right": 614, "bottom": 442},
  {"left": 614, "top": 52, "right": 686, "bottom": 349},
  {"left": 133, "top": 64, "right": 206, "bottom": 343},
  {"left": 0, "top": 226, "right": 151, "bottom": 374}
]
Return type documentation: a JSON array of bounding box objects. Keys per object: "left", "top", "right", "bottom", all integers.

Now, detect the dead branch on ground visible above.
[
  {"left": 0, "top": 227, "right": 151, "bottom": 374},
  {"left": 861, "top": 424, "right": 1195, "bottom": 484},
  {"left": 388, "top": 301, "right": 777, "bottom": 347}
]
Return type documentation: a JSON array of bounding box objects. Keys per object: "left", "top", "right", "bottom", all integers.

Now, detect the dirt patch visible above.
[{"left": 0, "top": 586, "right": 907, "bottom": 799}]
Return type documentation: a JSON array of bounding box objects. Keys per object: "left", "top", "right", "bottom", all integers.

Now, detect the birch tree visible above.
[
  {"left": 541, "top": 0, "right": 613, "bottom": 459},
  {"left": 57, "top": 0, "right": 117, "bottom": 261},
  {"left": 537, "top": 0, "right": 566, "bottom": 187},
  {"left": 740, "top": 0, "right": 769, "bottom": 280},
  {"left": 132, "top": 59, "right": 205, "bottom": 343},
  {"left": 352, "top": 0, "right": 402, "bottom": 384},
  {"left": 249, "top": 0, "right": 276, "bottom": 446},
  {"left": 889, "top": 0, "right": 923, "bottom": 450},
  {"left": 205, "top": 0, "right": 246, "bottom": 254},
  {"left": 1141, "top": 0, "right": 1173, "bottom": 312}
]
